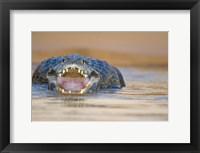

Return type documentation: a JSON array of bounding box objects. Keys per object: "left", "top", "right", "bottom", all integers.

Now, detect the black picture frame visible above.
[{"left": 0, "top": 0, "right": 199, "bottom": 153}]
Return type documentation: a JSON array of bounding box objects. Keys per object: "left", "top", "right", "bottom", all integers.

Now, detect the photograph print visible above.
[{"left": 32, "top": 32, "right": 168, "bottom": 121}]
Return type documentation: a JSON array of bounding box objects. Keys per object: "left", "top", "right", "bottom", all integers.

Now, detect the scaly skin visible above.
[{"left": 32, "top": 54, "right": 125, "bottom": 94}]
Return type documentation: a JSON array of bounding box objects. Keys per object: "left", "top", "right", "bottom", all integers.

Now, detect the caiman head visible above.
[{"left": 46, "top": 58, "right": 100, "bottom": 95}]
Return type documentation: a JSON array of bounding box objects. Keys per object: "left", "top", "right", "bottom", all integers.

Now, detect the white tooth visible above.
[
  {"left": 84, "top": 74, "right": 88, "bottom": 78},
  {"left": 63, "top": 69, "right": 65, "bottom": 73},
  {"left": 58, "top": 74, "right": 61, "bottom": 77},
  {"left": 78, "top": 70, "right": 80, "bottom": 73},
  {"left": 61, "top": 89, "right": 65, "bottom": 93},
  {"left": 66, "top": 69, "right": 68, "bottom": 72},
  {"left": 81, "top": 71, "right": 83, "bottom": 75},
  {"left": 80, "top": 89, "right": 84, "bottom": 93},
  {"left": 69, "top": 90, "right": 71, "bottom": 94}
]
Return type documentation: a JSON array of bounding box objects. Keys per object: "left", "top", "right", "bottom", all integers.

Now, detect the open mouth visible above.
[{"left": 56, "top": 67, "right": 91, "bottom": 94}]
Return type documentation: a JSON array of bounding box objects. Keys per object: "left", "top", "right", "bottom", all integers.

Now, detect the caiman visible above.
[{"left": 32, "top": 54, "right": 125, "bottom": 94}]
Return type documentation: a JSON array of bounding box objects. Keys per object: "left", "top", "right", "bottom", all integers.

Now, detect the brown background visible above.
[{"left": 32, "top": 32, "right": 168, "bottom": 67}]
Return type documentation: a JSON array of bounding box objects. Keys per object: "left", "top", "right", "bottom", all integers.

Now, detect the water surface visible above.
[{"left": 32, "top": 66, "right": 168, "bottom": 121}]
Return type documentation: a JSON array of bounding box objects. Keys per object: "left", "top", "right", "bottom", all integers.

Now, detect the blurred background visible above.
[{"left": 32, "top": 32, "right": 168, "bottom": 67}]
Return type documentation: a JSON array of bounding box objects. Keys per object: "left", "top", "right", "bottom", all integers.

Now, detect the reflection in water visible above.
[{"left": 32, "top": 67, "right": 168, "bottom": 121}]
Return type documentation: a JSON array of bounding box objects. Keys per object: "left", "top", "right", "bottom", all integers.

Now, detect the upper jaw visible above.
[{"left": 56, "top": 64, "right": 89, "bottom": 78}]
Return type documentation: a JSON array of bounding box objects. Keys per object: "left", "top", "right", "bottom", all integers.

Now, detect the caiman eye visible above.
[{"left": 47, "top": 69, "right": 56, "bottom": 76}]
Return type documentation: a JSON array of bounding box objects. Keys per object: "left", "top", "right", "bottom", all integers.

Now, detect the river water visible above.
[{"left": 32, "top": 66, "right": 168, "bottom": 121}]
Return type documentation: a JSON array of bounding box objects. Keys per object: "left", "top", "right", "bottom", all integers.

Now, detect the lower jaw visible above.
[
  {"left": 56, "top": 77, "right": 90, "bottom": 94},
  {"left": 56, "top": 83, "right": 90, "bottom": 94}
]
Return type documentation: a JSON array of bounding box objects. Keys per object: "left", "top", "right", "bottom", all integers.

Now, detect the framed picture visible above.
[{"left": 0, "top": 0, "right": 199, "bottom": 153}]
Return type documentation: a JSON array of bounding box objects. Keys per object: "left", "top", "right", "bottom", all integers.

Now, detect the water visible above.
[{"left": 32, "top": 67, "right": 168, "bottom": 121}]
